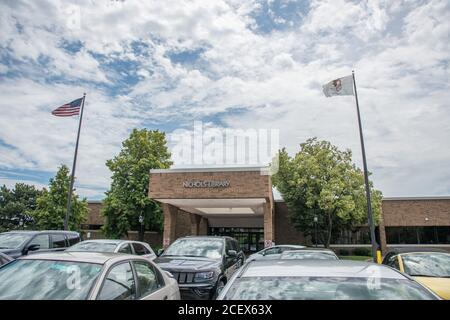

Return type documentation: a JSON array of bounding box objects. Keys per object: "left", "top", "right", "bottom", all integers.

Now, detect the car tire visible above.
[{"left": 212, "top": 279, "right": 226, "bottom": 300}]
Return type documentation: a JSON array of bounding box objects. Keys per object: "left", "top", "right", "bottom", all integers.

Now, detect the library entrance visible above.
[
  {"left": 209, "top": 227, "right": 264, "bottom": 253},
  {"left": 148, "top": 167, "right": 275, "bottom": 250}
]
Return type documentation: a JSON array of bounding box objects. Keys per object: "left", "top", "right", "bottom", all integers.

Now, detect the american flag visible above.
[{"left": 51, "top": 97, "right": 83, "bottom": 117}]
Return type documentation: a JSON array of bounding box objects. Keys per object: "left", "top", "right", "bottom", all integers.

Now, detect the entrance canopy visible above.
[{"left": 148, "top": 167, "right": 274, "bottom": 248}]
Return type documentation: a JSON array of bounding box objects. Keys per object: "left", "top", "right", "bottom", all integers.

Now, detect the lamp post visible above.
[
  {"left": 139, "top": 214, "right": 144, "bottom": 242},
  {"left": 313, "top": 215, "right": 318, "bottom": 248}
]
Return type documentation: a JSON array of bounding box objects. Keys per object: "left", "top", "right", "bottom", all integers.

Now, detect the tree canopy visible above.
[
  {"left": 102, "top": 129, "right": 172, "bottom": 239},
  {"left": 272, "top": 138, "right": 382, "bottom": 247},
  {"left": 32, "top": 165, "right": 87, "bottom": 231},
  {"left": 0, "top": 183, "right": 43, "bottom": 231}
]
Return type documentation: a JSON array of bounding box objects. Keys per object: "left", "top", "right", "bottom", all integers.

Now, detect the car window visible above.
[
  {"left": 132, "top": 243, "right": 150, "bottom": 255},
  {"left": 51, "top": 234, "right": 67, "bottom": 248},
  {"left": 264, "top": 247, "right": 281, "bottom": 255},
  {"left": 97, "top": 262, "right": 136, "bottom": 300},
  {"left": 29, "top": 234, "right": 50, "bottom": 249},
  {"left": 133, "top": 261, "right": 161, "bottom": 298},
  {"left": 67, "top": 234, "right": 80, "bottom": 246},
  {"left": 118, "top": 243, "right": 133, "bottom": 254},
  {"left": 387, "top": 255, "right": 400, "bottom": 269}
]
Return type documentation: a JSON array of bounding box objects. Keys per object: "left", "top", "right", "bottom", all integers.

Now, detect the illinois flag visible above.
[{"left": 323, "top": 75, "right": 354, "bottom": 97}]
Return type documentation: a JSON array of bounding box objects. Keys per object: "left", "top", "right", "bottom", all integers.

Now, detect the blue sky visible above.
[{"left": 0, "top": 0, "right": 449, "bottom": 200}]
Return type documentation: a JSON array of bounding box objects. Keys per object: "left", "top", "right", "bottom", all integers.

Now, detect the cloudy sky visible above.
[{"left": 0, "top": 0, "right": 449, "bottom": 199}]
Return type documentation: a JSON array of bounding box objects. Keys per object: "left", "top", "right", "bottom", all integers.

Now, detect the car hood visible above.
[
  {"left": 413, "top": 277, "right": 450, "bottom": 300},
  {"left": 154, "top": 256, "right": 221, "bottom": 272}
]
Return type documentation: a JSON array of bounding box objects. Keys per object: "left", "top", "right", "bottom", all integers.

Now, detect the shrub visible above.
[
  {"left": 339, "top": 249, "right": 350, "bottom": 256},
  {"left": 353, "top": 247, "right": 371, "bottom": 256}
]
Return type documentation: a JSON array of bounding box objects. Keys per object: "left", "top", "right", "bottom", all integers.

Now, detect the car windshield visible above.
[
  {"left": 281, "top": 252, "right": 338, "bottom": 260},
  {"left": 0, "top": 259, "right": 103, "bottom": 300},
  {"left": 0, "top": 233, "right": 32, "bottom": 249},
  {"left": 163, "top": 239, "right": 223, "bottom": 259},
  {"left": 222, "top": 277, "right": 437, "bottom": 300},
  {"left": 402, "top": 253, "right": 450, "bottom": 277},
  {"left": 67, "top": 241, "right": 118, "bottom": 253}
]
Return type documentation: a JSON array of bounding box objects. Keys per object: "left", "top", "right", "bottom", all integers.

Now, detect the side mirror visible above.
[
  {"left": 26, "top": 244, "right": 40, "bottom": 253},
  {"left": 227, "top": 250, "right": 237, "bottom": 257},
  {"left": 157, "top": 248, "right": 164, "bottom": 256}
]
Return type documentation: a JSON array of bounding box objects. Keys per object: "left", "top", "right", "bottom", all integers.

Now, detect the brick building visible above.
[{"left": 84, "top": 167, "right": 450, "bottom": 254}]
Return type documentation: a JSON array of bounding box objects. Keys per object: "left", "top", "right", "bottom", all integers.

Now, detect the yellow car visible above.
[{"left": 382, "top": 248, "right": 450, "bottom": 299}]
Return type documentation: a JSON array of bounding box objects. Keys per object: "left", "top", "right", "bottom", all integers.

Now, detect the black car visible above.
[
  {"left": 0, "top": 230, "right": 81, "bottom": 259},
  {"left": 154, "top": 236, "right": 245, "bottom": 300}
]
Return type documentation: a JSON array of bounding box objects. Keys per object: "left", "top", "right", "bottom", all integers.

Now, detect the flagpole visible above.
[
  {"left": 352, "top": 71, "right": 378, "bottom": 262},
  {"left": 64, "top": 93, "right": 86, "bottom": 231}
]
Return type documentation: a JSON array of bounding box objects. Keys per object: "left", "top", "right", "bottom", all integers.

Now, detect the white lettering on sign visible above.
[{"left": 183, "top": 180, "right": 230, "bottom": 188}]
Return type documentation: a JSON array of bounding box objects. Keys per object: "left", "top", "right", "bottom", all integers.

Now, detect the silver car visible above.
[
  {"left": 217, "top": 260, "right": 440, "bottom": 300},
  {"left": 280, "top": 248, "right": 339, "bottom": 260},
  {"left": 0, "top": 252, "right": 180, "bottom": 300},
  {"left": 246, "top": 245, "right": 306, "bottom": 262},
  {"left": 67, "top": 239, "right": 156, "bottom": 260}
]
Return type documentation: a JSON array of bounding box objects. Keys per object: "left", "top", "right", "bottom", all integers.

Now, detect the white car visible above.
[
  {"left": 246, "top": 245, "right": 306, "bottom": 262},
  {"left": 67, "top": 239, "right": 156, "bottom": 260},
  {"left": 0, "top": 252, "right": 180, "bottom": 300}
]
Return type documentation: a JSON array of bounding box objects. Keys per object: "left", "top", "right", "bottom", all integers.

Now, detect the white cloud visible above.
[{"left": 0, "top": 0, "right": 449, "bottom": 198}]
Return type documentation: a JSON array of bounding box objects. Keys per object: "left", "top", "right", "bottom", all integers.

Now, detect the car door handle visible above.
[{"left": 163, "top": 295, "right": 168, "bottom": 300}]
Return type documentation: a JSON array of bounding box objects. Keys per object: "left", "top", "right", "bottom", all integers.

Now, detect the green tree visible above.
[
  {"left": 102, "top": 129, "right": 172, "bottom": 239},
  {"left": 32, "top": 165, "right": 87, "bottom": 231},
  {"left": 0, "top": 183, "right": 43, "bottom": 231},
  {"left": 272, "top": 138, "right": 382, "bottom": 248}
]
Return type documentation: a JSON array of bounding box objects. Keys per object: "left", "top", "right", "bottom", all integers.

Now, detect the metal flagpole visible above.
[
  {"left": 64, "top": 93, "right": 86, "bottom": 231},
  {"left": 352, "top": 71, "right": 378, "bottom": 262}
]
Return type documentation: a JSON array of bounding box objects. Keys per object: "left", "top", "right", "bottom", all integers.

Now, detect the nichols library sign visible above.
[{"left": 183, "top": 180, "right": 230, "bottom": 188}]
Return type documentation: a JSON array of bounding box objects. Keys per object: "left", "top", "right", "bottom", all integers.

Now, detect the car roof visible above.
[
  {"left": 271, "top": 245, "right": 305, "bottom": 248},
  {"left": 282, "top": 249, "right": 337, "bottom": 254},
  {"left": 4, "top": 230, "right": 79, "bottom": 235},
  {"left": 180, "top": 236, "right": 228, "bottom": 241},
  {"left": 17, "top": 251, "right": 136, "bottom": 264},
  {"left": 76, "top": 239, "right": 127, "bottom": 244},
  {"left": 386, "top": 247, "right": 449, "bottom": 255},
  {"left": 240, "top": 260, "right": 406, "bottom": 279}
]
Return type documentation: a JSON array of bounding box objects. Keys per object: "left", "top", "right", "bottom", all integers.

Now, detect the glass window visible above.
[
  {"left": 118, "top": 243, "right": 133, "bottom": 254},
  {"left": 29, "top": 234, "right": 50, "bottom": 249},
  {"left": 222, "top": 276, "right": 437, "bottom": 300},
  {"left": 401, "top": 253, "right": 450, "bottom": 277},
  {"left": 67, "top": 234, "right": 80, "bottom": 246},
  {"left": 0, "top": 233, "right": 32, "bottom": 249},
  {"left": 97, "top": 262, "right": 136, "bottom": 300},
  {"left": 387, "top": 255, "right": 400, "bottom": 269},
  {"left": 163, "top": 239, "right": 224, "bottom": 259},
  {"left": 0, "top": 260, "right": 102, "bottom": 299},
  {"left": 132, "top": 243, "right": 149, "bottom": 255},
  {"left": 134, "top": 261, "right": 160, "bottom": 298},
  {"left": 263, "top": 247, "right": 281, "bottom": 255},
  {"left": 67, "top": 241, "right": 117, "bottom": 252},
  {"left": 51, "top": 234, "right": 67, "bottom": 248}
]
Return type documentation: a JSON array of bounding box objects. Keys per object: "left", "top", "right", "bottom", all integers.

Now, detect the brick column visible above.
[
  {"left": 199, "top": 217, "right": 209, "bottom": 235},
  {"left": 190, "top": 213, "right": 202, "bottom": 235},
  {"left": 162, "top": 203, "right": 178, "bottom": 248},
  {"left": 263, "top": 201, "right": 274, "bottom": 247},
  {"left": 379, "top": 218, "right": 387, "bottom": 254}
]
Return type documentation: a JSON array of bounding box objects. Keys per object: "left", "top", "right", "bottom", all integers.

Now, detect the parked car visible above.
[
  {"left": 246, "top": 244, "right": 306, "bottom": 262},
  {"left": 0, "top": 251, "right": 180, "bottom": 300},
  {"left": 0, "top": 230, "right": 81, "bottom": 258},
  {"left": 217, "top": 259, "right": 440, "bottom": 300},
  {"left": 0, "top": 252, "right": 13, "bottom": 266},
  {"left": 382, "top": 248, "right": 450, "bottom": 299},
  {"left": 66, "top": 239, "right": 156, "bottom": 260},
  {"left": 280, "top": 248, "right": 339, "bottom": 260},
  {"left": 154, "top": 236, "right": 245, "bottom": 300}
]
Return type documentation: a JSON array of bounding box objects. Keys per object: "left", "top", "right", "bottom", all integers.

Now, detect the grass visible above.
[{"left": 339, "top": 255, "right": 372, "bottom": 262}]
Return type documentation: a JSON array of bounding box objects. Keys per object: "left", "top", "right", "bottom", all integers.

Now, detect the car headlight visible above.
[{"left": 195, "top": 271, "right": 215, "bottom": 281}]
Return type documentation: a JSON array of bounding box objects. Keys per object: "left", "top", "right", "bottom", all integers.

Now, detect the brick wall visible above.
[
  {"left": 149, "top": 170, "right": 271, "bottom": 200},
  {"left": 274, "top": 201, "right": 308, "bottom": 245},
  {"left": 382, "top": 198, "right": 450, "bottom": 226},
  {"left": 86, "top": 202, "right": 105, "bottom": 225}
]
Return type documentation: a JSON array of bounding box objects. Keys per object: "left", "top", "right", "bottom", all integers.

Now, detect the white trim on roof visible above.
[{"left": 150, "top": 166, "right": 270, "bottom": 174}]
